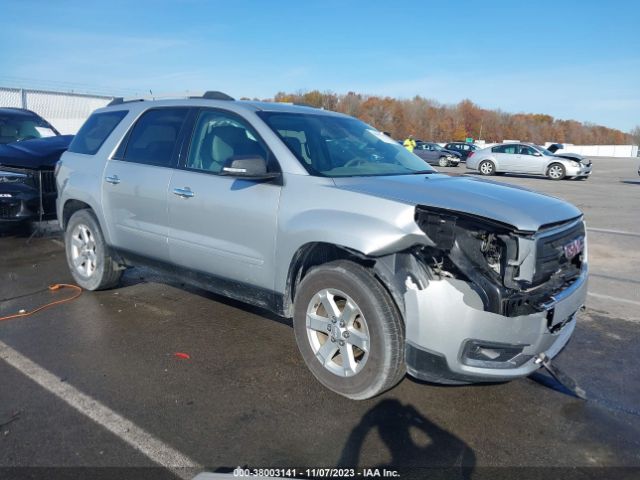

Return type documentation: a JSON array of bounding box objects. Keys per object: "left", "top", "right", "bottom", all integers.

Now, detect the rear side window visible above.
[
  {"left": 68, "top": 110, "right": 128, "bottom": 155},
  {"left": 122, "top": 108, "right": 189, "bottom": 167},
  {"left": 492, "top": 144, "right": 518, "bottom": 154}
]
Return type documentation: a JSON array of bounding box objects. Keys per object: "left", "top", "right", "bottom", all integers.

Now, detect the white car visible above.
[{"left": 467, "top": 143, "right": 592, "bottom": 180}]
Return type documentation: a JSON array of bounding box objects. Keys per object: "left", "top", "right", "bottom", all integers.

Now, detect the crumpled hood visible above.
[
  {"left": 332, "top": 173, "right": 582, "bottom": 232},
  {"left": 554, "top": 152, "right": 590, "bottom": 165},
  {"left": 0, "top": 135, "right": 73, "bottom": 169}
]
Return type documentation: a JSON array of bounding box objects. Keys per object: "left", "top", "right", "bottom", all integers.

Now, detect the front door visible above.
[{"left": 167, "top": 108, "right": 282, "bottom": 290}]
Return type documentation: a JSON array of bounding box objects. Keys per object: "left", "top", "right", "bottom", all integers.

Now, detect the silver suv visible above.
[{"left": 57, "top": 92, "right": 588, "bottom": 399}]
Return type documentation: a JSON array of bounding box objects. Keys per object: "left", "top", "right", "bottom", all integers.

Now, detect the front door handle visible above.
[
  {"left": 105, "top": 175, "right": 120, "bottom": 185},
  {"left": 173, "top": 187, "right": 195, "bottom": 199}
]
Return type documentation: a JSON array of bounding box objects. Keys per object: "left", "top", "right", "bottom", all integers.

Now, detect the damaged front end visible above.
[{"left": 376, "top": 206, "right": 588, "bottom": 384}]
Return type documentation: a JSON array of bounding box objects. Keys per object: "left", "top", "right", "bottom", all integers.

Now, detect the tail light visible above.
[{"left": 467, "top": 152, "right": 474, "bottom": 159}]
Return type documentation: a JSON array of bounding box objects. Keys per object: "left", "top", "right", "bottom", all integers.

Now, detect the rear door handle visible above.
[
  {"left": 105, "top": 175, "right": 120, "bottom": 185},
  {"left": 173, "top": 187, "right": 195, "bottom": 199}
]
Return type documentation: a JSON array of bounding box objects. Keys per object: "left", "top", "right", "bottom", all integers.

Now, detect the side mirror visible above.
[
  {"left": 221, "top": 156, "right": 280, "bottom": 180},
  {"left": 533, "top": 152, "right": 542, "bottom": 157}
]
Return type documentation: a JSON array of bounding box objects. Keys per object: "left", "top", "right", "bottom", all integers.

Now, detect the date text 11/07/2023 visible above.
[{"left": 232, "top": 467, "right": 400, "bottom": 478}]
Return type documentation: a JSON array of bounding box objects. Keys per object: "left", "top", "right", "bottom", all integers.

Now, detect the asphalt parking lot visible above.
[{"left": 1, "top": 156, "right": 639, "bottom": 479}]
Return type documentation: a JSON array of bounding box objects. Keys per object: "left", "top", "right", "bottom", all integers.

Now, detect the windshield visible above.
[
  {"left": 535, "top": 145, "right": 555, "bottom": 156},
  {"left": 258, "top": 112, "right": 435, "bottom": 177},
  {"left": 428, "top": 143, "right": 444, "bottom": 151},
  {"left": 0, "top": 113, "right": 58, "bottom": 144}
]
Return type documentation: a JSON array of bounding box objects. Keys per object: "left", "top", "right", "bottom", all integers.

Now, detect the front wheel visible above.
[
  {"left": 479, "top": 160, "right": 496, "bottom": 175},
  {"left": 438, "top": 157, "right": 449, "bottom": 167},
  {"left": 293, "top": 260, "right": 405, "bottom": 400},
  {"left": 65, "top": 209, "right": 123, "bottom": 290},
  {"left": 547, "top": 163, "right": 566, "bottom": 180}
]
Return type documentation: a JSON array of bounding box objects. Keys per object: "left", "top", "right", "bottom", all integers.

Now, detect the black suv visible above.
[
  {"left": 0, "top": 108, "right": 73, "bottom": 225},
  {"left": 444, "top": 142, "right": 479, "bottom": 162}
]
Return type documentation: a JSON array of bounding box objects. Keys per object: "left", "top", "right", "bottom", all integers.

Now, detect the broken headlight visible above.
[
  {"left": 0, "top": 170, "right": 29, "bottom": 184},
  {"left": 479, "top": 233, "right": 503, "bottom": 276}
]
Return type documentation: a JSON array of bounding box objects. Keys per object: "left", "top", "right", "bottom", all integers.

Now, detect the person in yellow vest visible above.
[{"left": 403, "top": 134, "right": 417, "bottom": 152}]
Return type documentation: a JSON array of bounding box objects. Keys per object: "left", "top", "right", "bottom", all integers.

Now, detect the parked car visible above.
[
  {"left": 443, "top": 142, "right": 479, "bottom": 161},
  {"left": 0, "top": 108, "right": 73, "bottom": 224},
  {"left": 413, "top": 142, "right": 461, "bottom": 167},
  {"left": 467, "top": 142, "right": 592, "bottom": 180},
  {"left": 57, "top": 93, "right": 588, "bottom": 399}
]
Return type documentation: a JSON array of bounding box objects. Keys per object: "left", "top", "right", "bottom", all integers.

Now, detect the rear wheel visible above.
[
  {"left": 293, "top": 260, "right": 405, "bottom": 400},
  {"left": 65, "top": 209, "right": 122, "bottom": 290},
  {"left": 547, "top": 163, "right": 566, "bottom": 180},
  {"left": 479, "top": 160, "right": 496, "bottom": 175}
]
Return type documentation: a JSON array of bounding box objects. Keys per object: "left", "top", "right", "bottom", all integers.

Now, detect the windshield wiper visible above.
[{"left": 412, "top": 170, "right": 438, "bottom": 175}]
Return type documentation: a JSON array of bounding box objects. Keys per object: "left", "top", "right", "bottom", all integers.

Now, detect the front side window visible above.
[
  {"left": 519, "top": 145, "right": 537, "bottom": 156},
  {"left": 122, "top": 108, "right": 189, "bottom": 167},
  {"left": 258, "top": 112, "right": 434, "bottom": 177},
  {"left": 535, "top": 145, "right": 556, "bottom": 156},
  {"left": 68, "top": 110, "right": 127, "bottom": 155},
  {"left": 185, "top": 110, "right": 269, "bottom": 174}
]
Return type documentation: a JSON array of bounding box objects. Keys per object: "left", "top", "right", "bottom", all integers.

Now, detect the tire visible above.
[
  {"left": 65, "top": 209, "right": 123, "bottom": 290},
  {"left": 293, "top": 260, "right": 405, "bottom": 400},
  {"left": 438, "top": 156, "right": 449, "bottom": 167},
  {"left": 478, "top": 160, "right": 496, "bottom": 176},
  {"left": 547, "top": 163, "right": 566, "bottom": 180}
]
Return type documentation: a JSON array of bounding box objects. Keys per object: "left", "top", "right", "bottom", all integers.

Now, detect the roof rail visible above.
[
  {"left": 200, "top": 91, "right": 234, "bottom": 101},
  {"left": 107, "top": 97, "right": 146, "bottom": 107}
]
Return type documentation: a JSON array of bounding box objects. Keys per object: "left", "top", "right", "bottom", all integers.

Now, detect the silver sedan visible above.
[{"left": 467, "top": 143, "right": 592, "bottom": 180}]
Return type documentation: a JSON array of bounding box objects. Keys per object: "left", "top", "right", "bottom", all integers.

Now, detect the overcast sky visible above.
[{"left": 1, "top": 0, "right": 638, "bottom": 131}]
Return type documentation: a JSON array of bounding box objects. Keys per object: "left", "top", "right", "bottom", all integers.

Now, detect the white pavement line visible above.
[
  {"left": 588, "top": 292, "right": 640, "bottom": 307},
  {"left": 588, "top": 227, "right": 640, "bottom": 237},
  {"left": 50, "top": 239, "right": 64, "bottom": 247},
  {"left": 0, "top": 340, "right": 201, "bottom": 479}
]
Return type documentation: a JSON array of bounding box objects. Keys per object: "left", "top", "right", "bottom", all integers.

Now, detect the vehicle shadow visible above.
[
  {"left": 620, "top": 180, "right": 640, "bottom": 185},
  {"left": 337, "top": 398, "right": 475, "bottom": 478}
]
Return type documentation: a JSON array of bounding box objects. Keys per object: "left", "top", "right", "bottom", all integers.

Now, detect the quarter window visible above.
[
  {"left": 68, "top": 110, "right": 127, "bottom": 155},
  {"left": 122, "top": 108, "right": 189, "bottom": 167},
  {"left": 185, "top": 110, "right": 269, "bottom": 174}
]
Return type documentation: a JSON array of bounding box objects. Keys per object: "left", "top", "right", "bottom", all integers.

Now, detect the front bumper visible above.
[
  {"left": 565, "top": 163, "right": 592, "bottom": 177},
  {"left": 403, "top": 269, "right": 588, "bottom": 383},
  {"left": 0, "top": 186, "right": 56, "bottom": 223}
]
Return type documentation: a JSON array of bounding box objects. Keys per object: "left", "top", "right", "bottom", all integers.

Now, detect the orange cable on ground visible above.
[{"left": 0, "top": 284, "right": 83, "bottom": 322}]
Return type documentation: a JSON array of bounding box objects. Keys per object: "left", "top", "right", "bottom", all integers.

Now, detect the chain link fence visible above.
[{"left": 0, "top": 87, "right": 114, "bottom": 134}]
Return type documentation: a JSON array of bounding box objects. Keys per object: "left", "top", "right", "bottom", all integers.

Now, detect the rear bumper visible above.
[{"left": 403, "top": 270, "right": 587, "bottom": 383}]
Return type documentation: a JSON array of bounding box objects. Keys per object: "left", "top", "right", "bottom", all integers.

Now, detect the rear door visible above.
[
  {"left": 102, "top": 107, "right": 190, "bottom": 260},
  {"left": 167, "top": 108, "right": 282, "bottom": 290},
  {"left": 495, "top": 144, "right": 521, "bottom": 171}
]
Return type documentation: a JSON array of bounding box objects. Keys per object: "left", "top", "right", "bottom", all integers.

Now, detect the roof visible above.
[
  {"left": 101, "top": 93, "right": 346, "bottom": 117},
  {"left": 0, "top": 107, "right": 40, "bottom": 117}
]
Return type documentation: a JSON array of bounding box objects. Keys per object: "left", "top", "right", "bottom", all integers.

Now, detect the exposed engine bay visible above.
[{"left": 375, "top": 206, "right": 586, "bottom": 318}]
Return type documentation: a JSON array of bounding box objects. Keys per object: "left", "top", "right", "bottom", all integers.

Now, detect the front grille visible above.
[
  {"left": 533, "top": 220, "right": 585, "bottom": 285},
  {"left": 0, "top": 203, "right": 20, "bottom": 219},
  {"left": 39, "top": 170, "right": 57, "bottom": 193}
]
